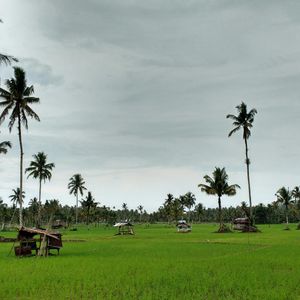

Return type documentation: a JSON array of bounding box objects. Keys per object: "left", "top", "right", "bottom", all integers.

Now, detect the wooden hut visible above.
[
  {"left": 176, "top": 220, "right": 192, "bottom": 233},
  {"left": 233, "top": 218, "right": 250, "bottom": 231},
  {"left": 14, "top": 227, "right": 63, "bottom": 257},
  {"left": 113, "top": 222, "right": 134, "bottom": 235}
]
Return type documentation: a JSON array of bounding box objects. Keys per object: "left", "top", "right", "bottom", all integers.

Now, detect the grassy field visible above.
[{"left": 0, "top": 223, "right": 300, "bottom": 299}]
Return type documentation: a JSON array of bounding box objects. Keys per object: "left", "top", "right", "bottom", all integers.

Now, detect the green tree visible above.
[
  {"left": 276, "top": 187, "right": 294, "bottom": 229},
  {"left": 9, "top": 188, "right": 25, "bottom": 226},
  {"left": 183, "top": 192, "right": 196, "bottom": 223},
  {"left": 0, "top": 67, "right": 40, "bottom": 226},
  {"left": 28, "top": 197, "right": 39, "bottom": 226},
  {"left": 137, "top": 205, "right": 144, "bottom": 223},
  {"left": 80, "top": 191, "right": 98, "bottom": 225},
  {"left": 163, "top": 194, "right": 174, "bottom": 224},
  {"left": 194, "top": 203, "right": 204, "bottom": 222},
  {"left": 68, "top": 174, "right": 87, "bottom": 225},
  {"left": 44, "top": 199, "right": 60, "bottom": 224},
  {"left": 25, "top": 152, "right": 55, "bottom": 226},
  {"left": 227, "top": 102, "right": 257, "bottom": 225},
  {"left": 198, "top": 167, "right": 240, "bottom": 232}
]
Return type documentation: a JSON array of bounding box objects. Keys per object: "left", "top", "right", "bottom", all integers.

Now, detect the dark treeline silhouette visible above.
[{"left": 1, "top": 195, "right": 300, "bottom": 229}]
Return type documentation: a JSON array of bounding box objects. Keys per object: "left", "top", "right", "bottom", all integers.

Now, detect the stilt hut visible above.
[
  {"left": 14, "top": 227, "right": 63, "bottom": 257},
  {"left": 113, "top": 222, "right": 134, "bottom": 235},
  {"left": 176, "top": 220, "right": 192, "bottom": 233}
]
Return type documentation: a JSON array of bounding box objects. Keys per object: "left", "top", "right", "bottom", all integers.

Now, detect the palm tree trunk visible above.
[
  {"left": 37, "top": 177, "right": 42, "bottom": 226},
  {"left": 286, "top": 206, "right": 289, "bottom": 228},
  {"left": 18, "top": 115, "right": 23, "bottom": 227},
  {"left": 218, "top": 196, "right": 223, "bottom": 231},
  {"left": 244, "top": 137, "right": 253, "bottom": 226},
  {"left": 75, "top": 194, "right": 78, "bottom": 225}
]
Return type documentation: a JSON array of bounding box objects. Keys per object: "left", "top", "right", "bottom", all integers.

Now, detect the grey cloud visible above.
[{"left": 19, "top": 58, "right": 63, "bottom": 86}]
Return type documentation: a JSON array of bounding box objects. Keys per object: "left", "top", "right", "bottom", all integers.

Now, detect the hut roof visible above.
[
  {"left": 18, "top": 227, "right": 60, "bottom": 240},
  {"left": 113, "top": 222, "right": 133, "bottom": 227}
]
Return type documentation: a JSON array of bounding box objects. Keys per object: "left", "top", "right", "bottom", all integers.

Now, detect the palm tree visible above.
[
  {"left": 25, "top": 152, "right": 55, "bottom": 226},
  {"left": 276, "top": 187, "right": 294, "bottom": 230},
  {"left": 198, "top": 167, "right": 240, "bottom": 232},
  {"left": 122, "top": 203, "right": 128, "bottom": 221},
  {"left": 80, "top": 192, "right": 98, "bottom": 225},
  {"left": 9, "top": 188, "right": 25, "bottom": 226},
  {"left": 292, "top": 186, "right": 300, "bottom": 202},
  {"left": 183, "top": 192, "right": 196, "bottom": 223},
  {"left": 137, "top": 205, "right": 144, "bottom": 223},
  {"left": 227, "top": 102, "right": 257, "bottom": 225},
  {"left": 28, "top": 197, "right": 39, "bottom": 226},
  {"left": 163, "top": 194, "right": 174, "bottom": 224},
  {"left": 0, "top": 67, "right": 40, "bottom": 226},
  {"left": 194, "top": 203, "right": 204, "bottom": 223},
  {"left": 0, "top": 140, "right": 11, "bottom": 154},
  {"left": 68, "top": 174, "right": 87, "bottom": 225}
]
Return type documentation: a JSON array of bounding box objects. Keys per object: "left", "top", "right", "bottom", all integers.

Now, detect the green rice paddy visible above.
[{"left": 1, "top": 224, "right": 300, "bottom": 299}]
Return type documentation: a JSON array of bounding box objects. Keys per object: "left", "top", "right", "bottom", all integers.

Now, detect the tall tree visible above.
[
  {"left": 194, "top": 203, "right": 204, "bottom": 223},
  {"left": 122, "top": 203, "right": 128, "bottom": 221},
  {"left": 227, "top": 102, "right": 257, "bottom": 225},
  {"left": 25, "top": 152, "right": 55, "bottom": 226},
  {"left": 183, "top": 192, "right": 196, "bottom": 223},
  {"left": 68, "top": 174, "right": 86, "bottom": 225},
  {"left": 0, "top": 140, "right": 11, "bottom": 154},
  {"left": 0, "top": 67, "right": 40, "bottom": 226},
  {"left": 163, "top": 194, "right": 174, "bottom": 224},
  {"left": 80, "top": 192, "right": 98, "bottom": 225},
  {"left": 198, "top": 167, "right": 240, "bottom": 232},
  {"left": 137, "top": 205, "right": 144, "bottom": 223},
  {"left": 276, "top": 187, "right": 294, "bottom": 229},
  {"left": 9, "top": 188, "right": 25, "bottom": 226}
]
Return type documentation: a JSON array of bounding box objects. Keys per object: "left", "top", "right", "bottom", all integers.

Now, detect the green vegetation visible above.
[{"left": 1, "top": 224, "right": 300, "bottom": 299}]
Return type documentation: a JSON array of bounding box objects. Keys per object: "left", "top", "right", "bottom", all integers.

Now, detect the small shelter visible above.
[
  {"left": 14, "top": 227, "right": 63, "bottom": 257},
  {"left": 114, "top": 222, "right": 134, "bottom": 235},
  {"left": 176, "top": 220, "right": 192, "bottom": 233},
  {"left": 233, "top": 218, "right": 250, "bottom": 231}
]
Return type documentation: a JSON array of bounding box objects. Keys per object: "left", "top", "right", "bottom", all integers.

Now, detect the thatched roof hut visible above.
[
  {"left": 113, "top": 222, "right": 134, "bottom": 235},
  {"left": 176, "top": 220, "right": 192, "bottom": 233},
  {"left": 15, "top": 227, "right": 62, "bottom": 256}
]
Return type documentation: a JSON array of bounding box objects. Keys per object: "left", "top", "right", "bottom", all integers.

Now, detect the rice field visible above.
[{"left": 0, "top": 223, "right": 300, "bottom": 299}]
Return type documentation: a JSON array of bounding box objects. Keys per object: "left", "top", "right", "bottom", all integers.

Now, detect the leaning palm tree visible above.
[
  {"left": 276, "top": 187, "right": 294, "bottom": 230},
  {"left": 68, "top": 174, "right": 87, "bottom": 225},
  {"left": 198, "top": 167, "right": 240, "bottom": 232},
  {"left": 0, "top": 140, "right": 11, "bottom": 154},
  {"left": 227, "top": 102, "right": 257, "bottom": 226},
  {"left": 0, "top": 67, "right": 40, "bottom": 226},
  {"left": 25, "top": 152, "right": 55, "bottom": 226}
]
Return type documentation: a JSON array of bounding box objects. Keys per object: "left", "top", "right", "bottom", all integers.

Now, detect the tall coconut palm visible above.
[
  {"left": 183, "top": 192, "right": 196, "bottom": 223},
  {"left": 227, "top": 102, "right": 257, "bottom": 225},
  {"left": 80, "top": 192, "right": 98, "bottom": 225},
  {"left": 68, "top": 174, "right": 86, "bottom": 225},
  {"left": 163, "top": 193, "right": 174, "bottom": 224},
  {"left": 137, "top": 205, "right": 144, "bottom": 223},
  {"left": 0, "top": 67, "right": 40, "bottom": 226},
  {"left": 25, "top": 152, "right": 55, "bottom": 226},
  {"left": 276, "top": 187, "right": 294, "bottom": 229},
  {"left": 122, "top": 203, "right": 128, "bottom": 221},
  {"left": 9, "top": 188, "right": 25, "bottom": 226},
  {"left": 198, "top": 167, "right": 240, "bottom": 232},
  {"left": 0, "top": 140, "right": 11, "bottom": 154}
]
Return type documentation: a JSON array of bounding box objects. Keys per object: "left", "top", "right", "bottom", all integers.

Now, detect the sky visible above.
[{"left": 0, "top": 0, "right": 300, "bottom": 212}]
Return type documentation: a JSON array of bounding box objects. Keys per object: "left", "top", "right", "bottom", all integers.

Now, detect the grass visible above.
[{"left": 1, "top": 223, "right": 300, "bottom": 299}]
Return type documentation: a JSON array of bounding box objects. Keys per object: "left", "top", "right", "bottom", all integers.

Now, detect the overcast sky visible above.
[{"left": 0, "top": 0, "right": 300, "bottom": 211}]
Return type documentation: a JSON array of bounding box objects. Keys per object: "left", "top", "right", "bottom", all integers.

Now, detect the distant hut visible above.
[
  {"left": 176, "top": 220, "right": 192, "bottom": 233},
  {"left": 14, "top": 227, "right": 63, "bottom": 257},
  {"left": 113, "top": 222, "right": 134, "bottom": 235},
  {"left": 233, "top": 218, "right": 250, "bottom": 231}
]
